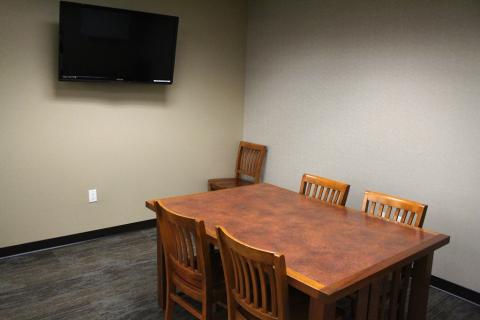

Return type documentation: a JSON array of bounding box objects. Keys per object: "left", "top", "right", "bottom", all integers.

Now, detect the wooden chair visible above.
[
  {"left": 155, "top": 202, "right": 225, "bottom": 320},
  {"left": 216, "top": 226, "right": 345, "bottom": 320},
  {"left": 361, "top": 191, "right": 428, "bottom": 228},
  {"left": 216, "top": 226, "right": 289, "bottom": 320},
  {"left": 299, "top": 174, "right": 350, "bottom": 206},
  {"left": 208, "top": 141, "right": 267, "bottom": 191}
]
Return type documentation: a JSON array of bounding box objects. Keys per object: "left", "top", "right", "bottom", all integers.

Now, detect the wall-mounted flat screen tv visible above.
[{"left": 59, "top": 1, "right": 179, "bottom": 84}]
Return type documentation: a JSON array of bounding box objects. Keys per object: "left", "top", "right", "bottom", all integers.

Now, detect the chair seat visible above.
[{"left": 208, "top": 178, "right": 254, "bottom": 191}]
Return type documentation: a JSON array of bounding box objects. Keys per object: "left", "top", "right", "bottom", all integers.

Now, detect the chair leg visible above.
[
  {"left": 229, "top": 300, "right": 238, "bottom": 320},
  {"left": 212, "top": 302, "right": 218, "bottom": 315},
  {"left": 165, "top": 295, "right": 174, "bottom": 320},
  {"left": 202, "top": 299, "right": 214, "bottom": 320},
  {"left": 165, "top": 282, "right": 175, "bottom": 320}
]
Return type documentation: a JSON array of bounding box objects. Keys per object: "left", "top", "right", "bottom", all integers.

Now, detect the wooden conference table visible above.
[{"left": 145, "top": 183, "right": 449, "bottom": 320}]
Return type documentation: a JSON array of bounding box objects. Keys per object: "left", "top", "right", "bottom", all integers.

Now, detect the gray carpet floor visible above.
[{"left": 0, "top": 228, "right": 479, "bottom": 320}]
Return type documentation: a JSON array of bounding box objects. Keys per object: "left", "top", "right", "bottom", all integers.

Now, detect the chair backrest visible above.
[
  {"left": 155, "top": 201, "right": 212, "bottom": 292},
  {"left": 216, "top": 226, "right": 288, "bottom": 320},
  {"left": 299, "top": 173, "right": 350, "bottom": 206},
  {"left": 361, "top": 191, "right": 428, "bottom": 228},
  {"left": 235, "top": 141, "right": 267, "bottom": 183}
]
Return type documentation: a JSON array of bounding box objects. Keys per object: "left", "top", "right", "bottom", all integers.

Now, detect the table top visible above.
[{"left": 146, "top": 183, "right": 449, "bottom": 299}]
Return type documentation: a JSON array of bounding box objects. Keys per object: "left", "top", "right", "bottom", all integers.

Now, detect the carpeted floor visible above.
[{"left": 0, "top": 228, "right": 478, "bottom": 319}]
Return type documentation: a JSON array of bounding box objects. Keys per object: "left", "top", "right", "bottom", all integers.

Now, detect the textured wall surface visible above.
[
  {"left": 244, "top": 0, "right": 480, "bottom": 291},
  {"left": 0, "top": 0, "right": 246, "bottom": 246}
]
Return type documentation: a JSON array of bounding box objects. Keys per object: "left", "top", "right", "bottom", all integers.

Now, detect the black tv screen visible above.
[{"left": 59, "top": 1, "right": 179, "bottom": 84}]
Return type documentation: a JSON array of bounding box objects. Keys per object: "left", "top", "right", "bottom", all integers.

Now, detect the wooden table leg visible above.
[
  {"left": 156, "top": 219, "right": 166, "bottom": 309},
  {"left": 309, "top": 297, "right": 336, "bottom": 320},
  {"left": 407, "top": 252, "right": 433, "bottom": 320}
]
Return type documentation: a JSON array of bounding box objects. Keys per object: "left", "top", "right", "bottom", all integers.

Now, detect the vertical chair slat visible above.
[
  {"left": 250, "top": 151, "right": 257, "bottom": 176},
  {"left": 243, "top": 148, "right": 251, "bottom": 175},
  {"left": 183, "top": 229, "right": 194, "bottom": 268},
  {"left": 333, "top": 190, "right": 340, "bottom": 204},
  {"left": 172, "top": 224, "right": 181, "bottom": 262},
  {"left": 388, "top": 270, "right": 401, "bottom": 320},
  {"left": 306, "top": 183, "right": 312, "bottom": 197},
  {"left": 257, "top": 262, "right": 268, "bottom": 313},
  {"left": 266, "top": 266, "right": 277, "bottom": 316},
  {"left": 393, "top": 208, "right": 401, "bottom": 221},
  {"left": 369, "top": 201, "right": 377, "bottom": 215},
  {"left": 368, "top": 279, "right": 381, "bottom": 320},
  {"left": 385, "top": 206, "right": 393, "bottom": 219},
  {"left": 407, "top": 212, "right": 415, "bottom": 225},
  {"left": 174, "top": 224, "right": 185, "bottom": 264},
  {"left": 244, "top": 149, "right": 251, "bottom": 175},
  {"left": 179, "top": 226, "right": 189, "bottom": 266},
  {"left": 191, "top": 233, "right": 198, "bottom": 269},
  {"left": 378, "top": 204, "right": 385, "bottom": 217},
  {"left": 379, "top": 276, "right": 389, "bottom": 320},
  {"left": 312, "top": 184, "right": 319, "bottom": 198},
  {"left": 248, "top": 150, "right": 255, "bottom": 175},
  {"left": 251, "top": 150, "right": 259, "bottom": 176},
  {"left": 328, "top": 189, "right": 336, "bottom": 203},
  {"left": 230, "top": 249, "right": 240, "bottom": 294},
  {"left": 239, "top": 254, "right": 251, "bottom": 303},
  {"left": 246, "top": 148, "right": 253, "bottom": 174},
  {"left": 323, "top": 188, "right": 331, "bottom": 202},
  {"left": 239, "top": 147, "right": 246, "bottom": 174},
  {"left": 247, "top": 259, "right": 259, "bottom": 307},
  {"left": 233, "top": 251, "right": 245, "bottom": 297},
  {"left": 251, "top": 150, "right": 259, "bottom": 175},
  {"left": 318, "top": 186, "right": 325, "bottom": 200},
  {"left": 355, "top": 286, "right": 370, "bottom": 320},
  {"left": 398, "top": 265, "right": 411, "bottom": 320},
  {"left": 245, "top": 148, "right": 252, "bottom": 175}
]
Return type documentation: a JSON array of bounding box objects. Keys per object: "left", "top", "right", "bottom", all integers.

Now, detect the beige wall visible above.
[
  {"left": 0, "top": 0, "right": 246, "bottom": 247},
  {"left": 244, "top": 0, "right": 480, "bottom": 291}
]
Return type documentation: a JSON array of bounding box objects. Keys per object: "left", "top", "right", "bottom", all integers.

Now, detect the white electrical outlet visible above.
[{"left": 88, "top": 189, "right": 97, "bottom": 203}]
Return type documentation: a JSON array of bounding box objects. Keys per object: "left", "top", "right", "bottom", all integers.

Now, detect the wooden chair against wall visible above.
[
  {"left": 208, "top": 141, "right": 267, "bottom": 191},
  {"left": 299, "top": 174, "right": 350, "bottom": 206},
  {"left": 216, "top": 226, "right": 289, "bottom": 320},
  {"left": 155, "top": 202, "right": 225, "bottom": 320},
  {"left": 361, "top": 191, "right": 428, "bottom": 228}
]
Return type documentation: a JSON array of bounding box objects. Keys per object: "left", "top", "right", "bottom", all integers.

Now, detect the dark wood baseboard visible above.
[
  {"left": 0, "top": 219, "right": 156, "bottom": 258},
  {"left": 430, "top": 275, "right": 479, "bottom": 305},
  {"left": 1, "top": 220, "right": 478, "bottom": 306}
]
